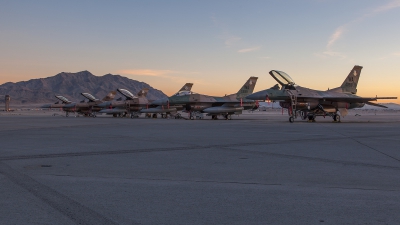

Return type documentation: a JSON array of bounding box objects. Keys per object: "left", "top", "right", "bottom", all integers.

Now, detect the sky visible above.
[{"left": 0, "top": 0, "right": 399, "bottom": 102}]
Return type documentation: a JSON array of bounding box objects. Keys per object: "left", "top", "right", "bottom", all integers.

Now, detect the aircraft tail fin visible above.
[
  {"left": 179, "top": 83, "right": 193, "bottom": 92},
  {"left": 137, "top": 88, "right": 149, "bottom": 98},
  {"left": 339, "top": 65, "right": 363, "bottom": 94},
  {"left": 236, "top": 77, "right": 258, "bottom": 99},
  {"left": 102, "top": 91, "right": 117, "bottom": 101}
]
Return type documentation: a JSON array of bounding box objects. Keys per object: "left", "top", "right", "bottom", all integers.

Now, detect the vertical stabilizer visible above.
[
  {"left": 236, "top": 77, "right": 258, "bottom": 99},
  {"left": 137, "top": 88, "right": 149, "bottom": 98},
  {"left": 179, "top": 83, "right": 193, "bottom": 92},
  {"left": 340, "top": 65, "right": 362, "bottom": 94},
  {"left": 102, "top": 91, "right": 117, "bottom": 101}
]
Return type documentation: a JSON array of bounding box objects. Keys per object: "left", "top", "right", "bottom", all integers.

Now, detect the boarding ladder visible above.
[{"left": 286, "top": 89, "right": 297, "bottom": 118}]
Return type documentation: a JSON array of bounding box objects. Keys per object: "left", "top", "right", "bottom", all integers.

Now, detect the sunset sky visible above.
[{"left": 1, "top": 0, "right": 399, "bottom": 102}]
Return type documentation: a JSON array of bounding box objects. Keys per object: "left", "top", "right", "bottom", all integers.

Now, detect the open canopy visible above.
[
  {"left": 117, "top": 89, "right": 137, "bottom": 99},
  {"left": 269, "top": 70, "right": 295, "bottom": 86},
  {"left": 81, "top": 93, "right": 99, "bottom": 102},
  {"left": 55, "top": 95, "right": 70, "bottom": 104}
]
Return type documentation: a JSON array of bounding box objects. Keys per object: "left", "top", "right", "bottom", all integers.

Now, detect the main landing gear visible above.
[
  {"left": 307, "top": 114, "right": 316, "bottom": 122},
  {"left": 333, "top": 114, "right": 341, "bottom": 122},
  {"left": 224, "top": 114, "right": 232, "bottom": 120}
]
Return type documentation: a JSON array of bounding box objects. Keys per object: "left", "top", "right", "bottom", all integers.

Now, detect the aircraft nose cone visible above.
[{"left": 246, "top": 90, "right": 268, "bottom": 100}]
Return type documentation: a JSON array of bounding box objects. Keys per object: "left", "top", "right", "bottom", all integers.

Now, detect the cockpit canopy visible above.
[
  {"left": 117, "top": 89, "right": 137, "bottom": 100},
  {"left": 81, "top": 93, "right": 99, "bottom": 102},
  {"left": 174, "top": 90, "right": 197, "bottom": 96},
  {"left": 55, "top": 95, "right": 70, "bottom": 104},
  {"left": 269, "top": 70, "right": 295, "bottom": 87}
]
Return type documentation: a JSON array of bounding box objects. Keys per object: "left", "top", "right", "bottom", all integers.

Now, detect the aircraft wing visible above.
[
  {"left": 300, "top": 96, "right": 397, "bottom": 103},
  {"left": 298, "top": 96, "right": 397, "bottom": 108}
]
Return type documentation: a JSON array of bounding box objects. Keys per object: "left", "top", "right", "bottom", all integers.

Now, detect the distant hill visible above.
[{"left": 0, "top": 71, "right": 167, "bottom": 104}]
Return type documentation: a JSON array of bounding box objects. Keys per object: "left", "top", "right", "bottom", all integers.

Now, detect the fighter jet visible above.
[
  {"left": 152, "top": 77, "right": 259, "bottom": 120},
  {"left": 61, "top": 91, "right": 117, "bottom": 117},
  {"left": 246, "top": 65, "right": 397, "bottom": 123},
  {"left": 41, "top": 95, "right": 72, "bottom": 109},
  {"left": 141, "top": 83, "right": 194, "bottom": 118},
  {"left": 41, "top": 95, "right": 75, "bottom": 116},
  {"left": 98, "top": 88, "right": 150, "bottom": 118}
]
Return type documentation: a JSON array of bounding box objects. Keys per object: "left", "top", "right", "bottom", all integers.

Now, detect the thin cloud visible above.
[
  {"left": 238, "top": 46, "right": 261, "bottom": 53},
  {"left": 117, "top": 69, "right": 204, "bottom": 84},
  {"left": 119, "top": 69, "right": 176, "bottom": 77},
  {"left": 392, "top": 52, "right": 400, "bottom": 56},
  {"left": 211, "top": 15, "right": 241, "bottom": 48},
  {"left": 224, "top": 36, "right": 242, "bottom": 47},
  {"left": 327, "top": 0, "right": 400, "bottom": 49},
  {"left": 327, "top": 26, "right": 345, "bottom": 49},
  {"left": 371, "top": 0, "right": 400, "bottom": 14}
]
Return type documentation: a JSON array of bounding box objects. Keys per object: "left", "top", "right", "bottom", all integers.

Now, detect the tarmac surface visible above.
[{"left": 1, "top": 110, "right": 400, "bottom": 225}]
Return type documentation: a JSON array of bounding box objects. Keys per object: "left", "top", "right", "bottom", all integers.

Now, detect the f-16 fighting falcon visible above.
[
  {"left": 246, "top": 65, "right": 397, "bottom": 123},
  {"left": 98, "top": 88, "right": 151, "bottom": 118},
  {"left": 152, "top": 77, "right": 259, "bottom": 120},
  {"left": 41, "top": 95, "right": 73, "bottom": 116},
  {"left": 41, "top": 95, "right": 72, "bottom": 109},
  {"left": 141, "top": 83, "right": 194, "bottom": 118},
  {"left": 62, "top": 91, "right": 117, "bottom": 117}
]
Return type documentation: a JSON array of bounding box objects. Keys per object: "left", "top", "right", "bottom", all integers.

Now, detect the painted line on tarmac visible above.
[{"left": 219, "top": 147, "right": 400, "bottom": 171}]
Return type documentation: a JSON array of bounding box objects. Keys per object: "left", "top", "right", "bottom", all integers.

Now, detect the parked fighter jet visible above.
[
  {"left": 98, "top": 88, "right": 150, "bottom": 118},
  {"left": 41, "top": 95, "right": 72, "bottom": 109},
  {"left": 152, "top": 77, "right": 259, "bottom": 120},
  {"left": 246, "top": 65, "right": 397, "bottom": 123},
  {"left": 41, "top": 95, "right": 75, "bottom": 116},
  {"left": 141, "top": 83, "right": 194, "bottom": 118},
  {"left": 58, "top": 91, "right": 116, "bottom": 117}
]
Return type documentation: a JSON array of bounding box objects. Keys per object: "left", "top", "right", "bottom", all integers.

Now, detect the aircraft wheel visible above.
[
  {"left": 334, "top": 115, "right": 340, "bottom": 122},
  {"left": 301, "top": 112, "right": 307, "bottom": 120},
  {"left": 289, "top": 116, "right": 294, "bottom": 123},
  {"left": 224, "top": 115, "right": 229, "bottom": 120},
  {"left": 228, "top": 115, "right": 232, "bottom": 120},
  {"left": 66, "top": 114, "right": 69, "bottom": 117},
  {"left": 190, "top": 116, "right": 194, "bottom": 120}
]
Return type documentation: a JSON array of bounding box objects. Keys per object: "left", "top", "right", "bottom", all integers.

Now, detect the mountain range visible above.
[{"left": 0, "top": 71, "right": 167, "bottom": 104}]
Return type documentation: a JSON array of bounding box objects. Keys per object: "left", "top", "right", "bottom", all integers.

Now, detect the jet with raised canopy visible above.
[
  {"left": 61, "top": 91, "right": 117, "bottom": 117},
  {"left": 98, "top": 88, "right": 151, "bottom": 118},
  {"left": 246, "top": 65, "right": 397, "bottom": 123}
]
